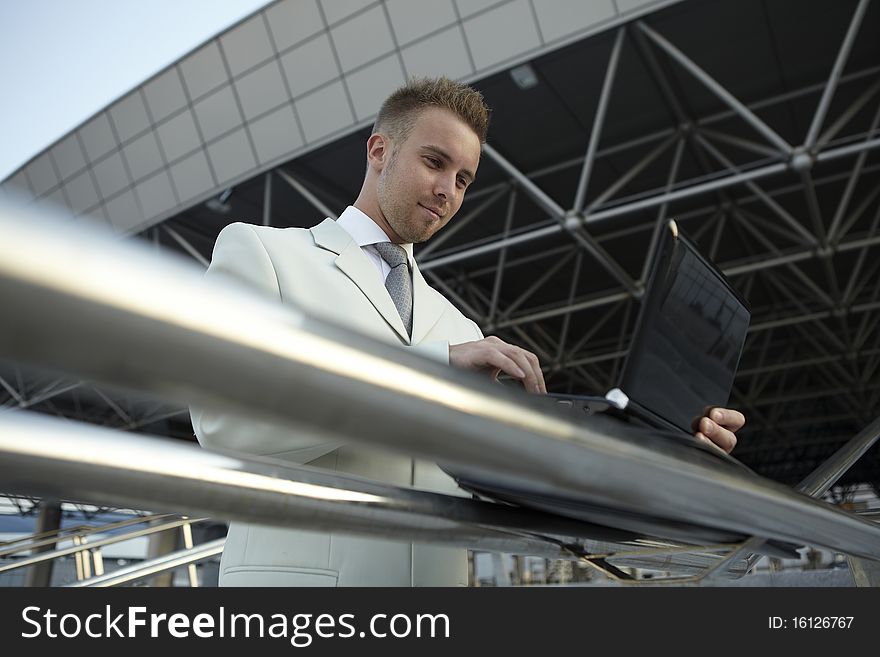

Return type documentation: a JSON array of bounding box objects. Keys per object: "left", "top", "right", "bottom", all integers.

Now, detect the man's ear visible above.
[{"left": 366, "top": 133, "right": 390, "bottom": 172}]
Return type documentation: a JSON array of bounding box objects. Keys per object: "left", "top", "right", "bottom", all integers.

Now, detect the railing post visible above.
[
  {"left": 146, "top": 519, "right": 180, "bottom": 587},
  {"left": 181, "top": 519, "right": 199, "bottom": 587},
  {"left": 24, "top": 499, "right": 62, "bottom": 586}
]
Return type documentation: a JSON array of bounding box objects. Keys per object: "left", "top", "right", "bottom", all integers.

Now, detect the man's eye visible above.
[{"left": 425, "top": 157, "right": 440, "bottom": 167}]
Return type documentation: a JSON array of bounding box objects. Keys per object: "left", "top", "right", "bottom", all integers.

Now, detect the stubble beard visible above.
[{"left": 377, "top": 153, "right": 435, "bottom": 244}]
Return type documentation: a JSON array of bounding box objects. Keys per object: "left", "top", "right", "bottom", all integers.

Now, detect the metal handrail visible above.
[
  {"left": 1, "top": 199, "right": 879, "bottom": 582},
  {"left": 3, "top": 410, "right": 729, "bottom": 575},
  {"left": 0, "top": 512, "right": 173, "bottom": 558},
  {"left": 0, "top": 516, "right": 207, "bottom": 575},
  {"left": 67, "top": 538, "right": 225, "bottom": 588}
]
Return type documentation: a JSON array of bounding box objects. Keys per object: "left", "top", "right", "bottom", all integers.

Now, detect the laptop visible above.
[
  {"left": 549, "top": 219, "right": 751, "bottom": 442},
  {"left": 442, "top": 222, "right": 759, "bottom": 543}
]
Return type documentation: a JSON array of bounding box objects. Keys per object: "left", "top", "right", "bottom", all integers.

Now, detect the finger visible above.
[
  {"left": 504, "top": 347, "right": 545, "bottom": 394},
  {"left": 517, "top": 348, "right": 546, "bottom": 394},
  {"left": 699, "top": 417, "right": 737, "bottom": 453},
  {"left": 482, "top": 350, "right": 527, "bottom": 382},
  {"left": 709, "top": 407, "right": 746, "bottom": 431},
  {"left": 525, "top": 350, "right": 547, "bottom": 394}
]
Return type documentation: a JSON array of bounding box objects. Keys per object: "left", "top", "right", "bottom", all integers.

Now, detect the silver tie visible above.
[{"left": 373, "top": 242, "right": 413, "bottom": 336}]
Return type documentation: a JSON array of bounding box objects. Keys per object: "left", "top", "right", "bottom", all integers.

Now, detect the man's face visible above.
[{"left": 375, "top": 107, "right": 481, "bottom": 244}]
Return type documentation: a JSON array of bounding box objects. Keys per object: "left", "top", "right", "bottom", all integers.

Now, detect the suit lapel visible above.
[
  {"left": 411, "top": 262, "right": 444, "bottom": 344},
  {"left": 311, "top": 219, "right": 409, "bottom": 342}
]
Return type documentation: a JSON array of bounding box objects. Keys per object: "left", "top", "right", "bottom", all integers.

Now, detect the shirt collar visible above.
[{"left": 335, "top": 206, "right": 414, "bottom": 262}]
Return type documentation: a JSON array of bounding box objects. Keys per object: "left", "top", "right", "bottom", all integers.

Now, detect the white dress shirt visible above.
[{"left": 335, "top": 205, "right": 414, "bottom": 284}]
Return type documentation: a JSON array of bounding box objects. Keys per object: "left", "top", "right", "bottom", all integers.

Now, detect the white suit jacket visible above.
[{"left": 190, "top": 218, "right": 483, "bottom": 586}]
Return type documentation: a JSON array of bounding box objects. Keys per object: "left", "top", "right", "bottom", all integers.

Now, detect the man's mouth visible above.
[{"left": 419, "top": 204, "right": 443, "bottom": 221}]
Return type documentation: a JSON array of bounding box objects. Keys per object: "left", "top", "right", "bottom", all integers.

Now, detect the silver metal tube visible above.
[
  {"left": 0, "top": 516, "right": 203, "bottom": 574},
  {"left": 568, "top": 229, "right": 641, "bottom": 296},
  {"left": 556, "top": 252, "right": 584, "bottom": 362},
  {"left": 0, "top": 376, "right": 23, "bottom": 404},
  {"left": 482, "top": 143, "right": 566, "bottom": 218},
  {"left": 421, "top": 224, "right": 563, "bottom": 271},
  {"left": 574, "top": 28, "right": 625, "bottom": 213},
  {"left": 418, "top": 187, "right": 509, "bottom": 258},
  {"left": 816, "top": 135, "right": 880, "bottom": 163},
  {"left": 737, "top": 349, "right": 880, "bottom": 379},
  {"left": 804, "top": 0, "right": 871, "bottom": 150},
  {"left": 797, "top": 416, "right": 880, "bottom": 498},
  {"left": 0, "top": 513, "right": 173, "bottom": 558},
  {"left": 637, "top": 22, "right": 792, "bottom": 155},
  {"left": 694, "top": 133, "right": 818, "bottom": 246},
  {"left": 68, "top": 538, "right": 225, "bottom": 588},
  {"left": 488, "top": 191, "right": 517, "bottom": 323},
  {"left": 585, "top": 133, "right": 678, "bottom": 212},
  {"left": 262, "top": 171, "right": 273, "bottom": 226},
  {"left": 163, "top": 226, "right": 209, "bottom": 268},
  {"left": 817, "top": 78, "right": 880, "bottom": 150},
  {"left": 827, "top": 102, "right": 880, "bottom": 242},
  {"left": 437, "top": 157, "right": 880, "bottom": 279},
  {"left": 480, "top": 232, "right": 880, "bottom": 332},
  {"left": 641, "top": 137, "right": 686, "bottom": 283},
  {"left": 0, "top": 410, "right": 680, "bottom": 565},
  {"left": 495, "top": 291, "right": 630, "bottom": 330},
  {"left": 697, "top": 127, "right": 783, "bottom": 160},
  {"left": 276, "top": 168, "right": 337, "bottom": 220},
  {"left": 421, "top": 137, "right": 880, "bottom": 270},
  {"left": 480, "top": 143, "right": 641, "bottom": 295},
  {"left": 708, "top": 412, "right": 880, "bottom": 581},
  {"left": 499, "top": 250, "right": 575, "bottom": 318},
  {"left": 3, "top": 201, "right": 880, "bottom": 560}
]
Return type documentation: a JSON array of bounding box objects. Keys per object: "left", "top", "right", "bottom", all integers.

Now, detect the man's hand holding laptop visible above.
[
  {"left": 693, "top": 408, "right": 746, "bottom": 454},
  {"left": 450, "top": 336, "right": 746, "bottom": 454}
]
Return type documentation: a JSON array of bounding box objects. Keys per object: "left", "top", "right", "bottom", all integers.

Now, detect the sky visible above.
[{"left": 0, "top": 0, "right": 271, "bottom": 182}]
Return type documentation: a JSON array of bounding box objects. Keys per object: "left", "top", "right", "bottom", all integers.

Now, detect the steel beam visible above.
[
  {"left": 817, "top": 78, "right": 880, "bottom": 150},
  {"left": 481, "top": 143, "right": 638, "bottom": 293},
  {"left": 555, "top": 252, "right": 583, "bottom": 364},
  {"left": 637, "top": 22, "right": 792, "bottom": 155},
  {"left": 418, "top": 187, "right": 509, "bottom": 258},
  {"left": 585, "top": 133, "right": 679, "bottom": 213},
  {"left": 694, "top": 133, "right": 817, "bottom": 245},
  {"left": 737, "top": 349, "right": 880, "bottom": 378},
  {"left": 828, "top": 101, "right": 880, "bottom": 243},
  {"left": 804, "top": 0, "right": 872, "bottom": 150},
  {"left": 163, "top": 226, "right": 209, "bottom": 268},
  {"left": 574, "top": 28, "right": 625, "bottom": 213},
  {"left": 421, "top": 136, "right": 880, "bottom": 272},
  {"left": 488, "top": 191, "right": 517, "bottom": 324},
  {"left": 641, "top": 138, "right": 686, "bottom": 282},
  {"left": 0, "top": 375, "right": 23, "bottom": 404},
  {"left": 276, "top": 168, "right": 338, "bottom": 220},
  {"left": 262, "top": 171, "right": 273, "bottom": 226}
]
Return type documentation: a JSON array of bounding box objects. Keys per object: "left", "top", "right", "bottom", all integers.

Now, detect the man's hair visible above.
[{"left": 373, "top": 76, "right": 491, "bottom": 144}]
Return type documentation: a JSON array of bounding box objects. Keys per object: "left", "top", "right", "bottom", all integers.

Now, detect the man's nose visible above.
[{"left": 434, "top": 174, "right": 454, "bottom": 200}]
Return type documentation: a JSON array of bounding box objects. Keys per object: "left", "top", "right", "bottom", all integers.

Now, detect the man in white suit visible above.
[{"left": 191, "top": 77, "right": 745, "bottom": 586}]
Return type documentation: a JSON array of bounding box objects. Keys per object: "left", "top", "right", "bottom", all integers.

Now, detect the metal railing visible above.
[
  {"left": 67, "top": 538, "right": 225, "bottom": 588},
  {"left": 1, "top": 198, "right": 879, "bottom": 584},
  {"left": 0, "top": 513, "right": 209, "bottom": 586}
]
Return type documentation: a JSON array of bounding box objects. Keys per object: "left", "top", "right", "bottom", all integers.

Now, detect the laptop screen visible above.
[{"left": 618, "top": 221, "right": 751, "bottom": 434}]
